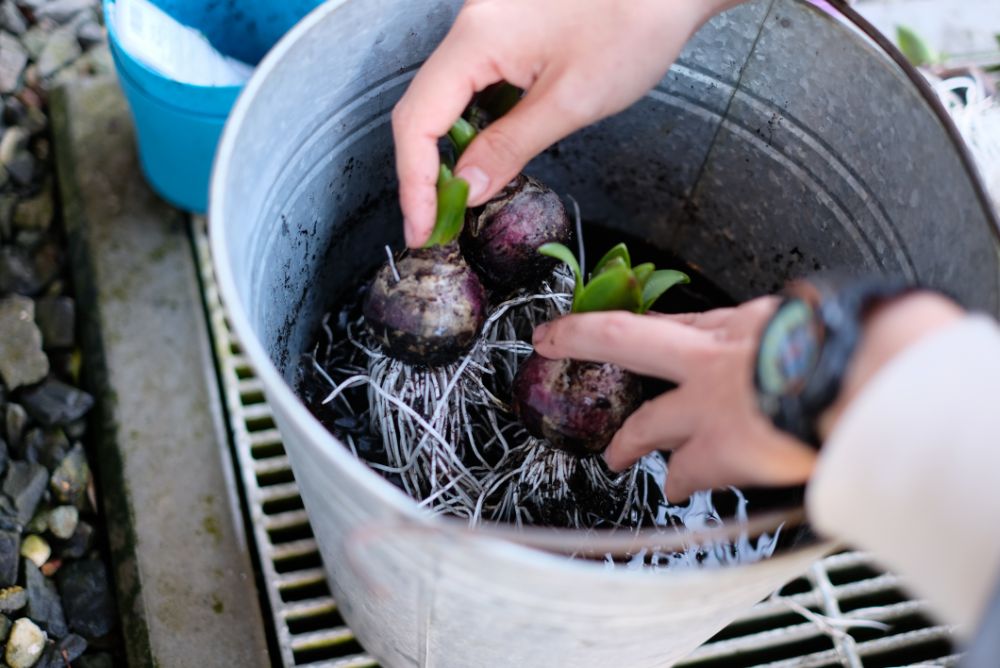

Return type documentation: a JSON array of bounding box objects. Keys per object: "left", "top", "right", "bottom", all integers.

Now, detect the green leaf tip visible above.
[
  {"left": 538, "top": 241, "right": 688, "bottom": 314},
  {"left": 592, "top": 243, "right": 630, "bottom": 277},
  {"left": 896, "top": 25, "right": 936, "bottom": 67},
  {"left": 448, "top": 118, "right": 477, "bottom": 158},
  {"left": 639, "top": 270, "right": 690, "bottom": 313},
  {"left": 424, "top": 165, "right": 469, "bottom": 248},
  {"left": 539, "top": 242, "right": 583, "bottom": 294}
]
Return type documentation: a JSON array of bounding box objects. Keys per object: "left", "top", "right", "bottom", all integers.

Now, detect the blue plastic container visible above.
[{"left": 104, "top": 0, "right": 323, "bottom": 212}]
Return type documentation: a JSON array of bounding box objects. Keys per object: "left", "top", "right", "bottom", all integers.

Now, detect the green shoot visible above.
[
  {"left": 448, "top": 118, "right": 477, "bottom": 158},
  {"left": 539, "top": 242, "right": 688, "bottom": 314},
  {"left": 424, "top": 165, "right": 469, "bottom": 248}
]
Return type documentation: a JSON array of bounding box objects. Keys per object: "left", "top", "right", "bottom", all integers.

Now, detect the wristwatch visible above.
[{"left": 753, "top": 274, "right": 915, "bottom": 448}]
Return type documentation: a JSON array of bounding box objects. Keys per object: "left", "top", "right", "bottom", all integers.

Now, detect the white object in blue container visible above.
[{"left": 104, "top": 0, "right": 323, "bottom": 212}]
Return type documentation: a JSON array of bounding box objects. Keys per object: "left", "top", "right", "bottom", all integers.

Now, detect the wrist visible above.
[{"left": 816, "top": 292, "right": 964, "bottom": 441}]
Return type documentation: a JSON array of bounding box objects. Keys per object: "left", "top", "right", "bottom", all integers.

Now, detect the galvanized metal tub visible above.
[{"left": 209, "top": 0, "right": 1000, "bottom": 665}]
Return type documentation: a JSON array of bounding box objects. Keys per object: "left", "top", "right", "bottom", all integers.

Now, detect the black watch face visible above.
[{"left": 757, "top": 298, "right": 821, "bottom": 398}]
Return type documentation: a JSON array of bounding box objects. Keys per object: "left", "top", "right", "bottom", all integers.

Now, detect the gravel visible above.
[
  {"left": 0, "top": 3, "right": 118, "bottom": 662},
  {"left": 0, "top": 296, "right": 48, "bottom": 389}
]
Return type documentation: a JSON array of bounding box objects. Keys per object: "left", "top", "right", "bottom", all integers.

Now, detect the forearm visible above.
[{"left": 808, "top": 314, "right": 1000, "bottom": 633}]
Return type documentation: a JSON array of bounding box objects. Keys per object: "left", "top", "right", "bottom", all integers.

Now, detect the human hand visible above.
[
  {"left": 531, "top": 292, "right": 962, "bottom": 502},
  {"left": 531, "top": 298, "right": 816, "bottom": 501},
  {"left": 392, "top": 0, "right": 741, "bottom": 247}
]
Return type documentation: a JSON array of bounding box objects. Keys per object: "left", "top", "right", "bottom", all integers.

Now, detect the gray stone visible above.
[
  {"left": 63, "top": 419, "right": 85, "bottom": 441},
  {"left": 0, "top": 194, "right": 16, "bottom": 240},
  {"left": 0, "top": 2, "right": 27, "bottom": 35},
  {"left": 0, "top": 586, "right": 26, "bottom": 612},
  {"left": 24, "top": 509, "right": 46, "bottom": 534},
  {"left": 13, "top": 188, "right": 53, "bottom": 232},
  {"left": 24, "top": 428, "right": 68, "bottom": 470},
  {"left": 19, "top": 25, "right": 50, "bottom": 61},
  {"left": 37, "top": 25, "right": 81, "bottom": 78},
  {"left": 3, "top": 96, "right": 25, "bottom": 124},
  {"left": 35, "top": 633, "right": 86, "bottom": 668},
  {"left": 33, "top": 297, "right": 74, "bottom": 349},
  {"left": 0, "top": 296, "right": 48, "bottom": 389},
  {"left": 0, "top": 163, "right": 7, "bottom": 188},
  {"left": 49, "top": 444, "right": 88, "bottom": 506},
  {"left": 5, "top": 150, "right": 34, "bottom": 185},
  {"left": 57, "top": 559, "right": 114, "bottom": 638},
  {"left": 13, "top": 229, "right": 43, "bottom": 252},
  {"left": 0, "top": 246, "right": 43, "bottom": 295},
  {"left": 0, "top": 31, "right": 27, "bottom": 93},
  {"left": 5, "top": 404, "right": 27, "bottom": 450},
  {"left": 0, "top": 613, "right": 10, "bottom": 641},
  {"left": 76, "top": 42, "right": 111, "bottom": 75},
  {"left": 20, "top": 534, "right": 50, "bottom": 567},
  {"left": 56, "top": 520, "right": 91, "bottom": 559},
  {"left": 13, "top": 0, "right": 48, "bottom": 11},
  {"left": 35, "top": 0, "right": 95, "bottom": 24},
  {"left": 22, "top": 107, "right": 46, "bottom": 136},
  {"left": 45, "top": 506, "right": 76, "bottom": 540},
  {"left": 30, "top": 243, "right": 60, "bottom": 292},
  {"left": 5, "top": 618, "right": 45, "bottom": 668},
  {"left": 25, "top": 562, "right": 67, "bottom": 638},
  {"left": 0, "top": 530, "right": 19, "bottom": 586},
  {"left": 0, "top": 125, "right": 28, "bottom": 165},
  {"left": 0, "top": 439, "right": 7, "bottom": 479},
  {"left": 14, "top": 427, "right": 42, "bottom": 463},
  {"left": 2, "top": 460, "right": 48, "bottom": 525},
  {"left": 75, "top": 20, "right": 101, "bottom": 48},
  {"left": 58, "top": 633, "right": 87, "bottom": 662},
  {"left": 0, "top": 497, "right": 18, "bottom": 527},
  {"left": 19, "top": 380, "right": 94, "bottom": 428}
]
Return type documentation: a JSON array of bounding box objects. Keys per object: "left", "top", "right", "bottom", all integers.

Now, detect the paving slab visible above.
[{"left": 49, "top": 75, "right": 270, "bottom": 667}]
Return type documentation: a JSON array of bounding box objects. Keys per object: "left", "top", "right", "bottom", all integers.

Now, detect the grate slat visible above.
[
  {"left": 258, "top": 483, "right": 303, "bottom": 504},
  {"left": 255, "top": 456, "right": 294, "bottom": 476},
  {"left": 291, "top": 628, "right": 358, "bottom": 650},
  {"left": 282, "top": 597, "right": 338, "bottom": 620},
  {"left": 265, "top": 509, "right": 312, "bottom": 531},
  {"left": 296, "top": 657, "right": 379, "bottom": 668},
  {"left": 275, "top": 569, "right": 329, "bottom": 591}
]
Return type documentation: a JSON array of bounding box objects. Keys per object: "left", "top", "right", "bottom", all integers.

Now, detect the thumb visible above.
[{"left": 454, "top": 84, "right": 586, "bottom": 206}]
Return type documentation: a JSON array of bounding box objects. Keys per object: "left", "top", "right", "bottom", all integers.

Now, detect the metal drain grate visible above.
[
  {"left": 194, "top": 218, "right": 377, "bottom": 668},
  {"left": 192, "top": 219, "right": 958, "bottom": 668}
]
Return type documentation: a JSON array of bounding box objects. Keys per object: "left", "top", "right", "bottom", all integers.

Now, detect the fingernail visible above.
[
  {"left": 532, "top": 323, "right": 550, "bottom": 346},
  {"left": 456, "top": 166, "right": 489, "bottom": 203}
]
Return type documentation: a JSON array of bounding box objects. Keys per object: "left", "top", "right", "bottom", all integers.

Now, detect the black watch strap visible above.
[{"left": 757, "top": 274, "right": 916, "bottom": 449}]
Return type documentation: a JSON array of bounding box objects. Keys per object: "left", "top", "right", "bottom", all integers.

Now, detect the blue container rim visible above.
[
  {"left": 108, "top": 44, "right": 233, "bottom": 120},
  {"left": 102, "top": 0, "right": 245, "bottom": 99}
]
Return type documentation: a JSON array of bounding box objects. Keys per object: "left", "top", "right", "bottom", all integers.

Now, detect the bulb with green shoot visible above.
[
  {"left": 449, "top": 85, "right": 575, "bottom": 296},
  {"left": 362, "top": 154, "right": 488, "bottom": 366},
  {"left": 512, "top": 242, "right": 690, "bottom": 456}
]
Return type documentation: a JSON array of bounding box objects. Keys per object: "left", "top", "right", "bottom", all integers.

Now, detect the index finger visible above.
[
  {"left": 531, "top": 312, "right": 716, "bottom": 382},
  {"left": 392, "top": 31, "right": 502, "bottom": 247}
]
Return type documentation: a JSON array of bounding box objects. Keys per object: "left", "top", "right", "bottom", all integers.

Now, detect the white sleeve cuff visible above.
[{"left": 806, "top": 315, "right": 1000, "bottom": 633}]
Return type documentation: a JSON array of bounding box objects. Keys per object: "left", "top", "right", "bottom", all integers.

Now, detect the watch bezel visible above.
[{"left": 753, "top": 275, "right": 913, "bottom": 448}]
